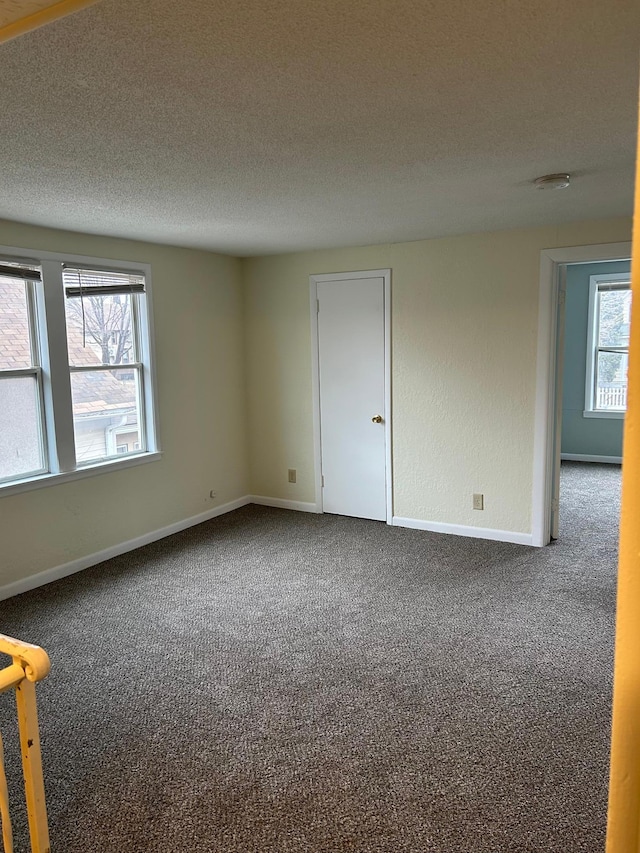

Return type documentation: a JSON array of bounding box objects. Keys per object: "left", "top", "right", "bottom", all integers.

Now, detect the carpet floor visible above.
[{"left": 0, "top": 462, "right": 620, "bottom": 852}]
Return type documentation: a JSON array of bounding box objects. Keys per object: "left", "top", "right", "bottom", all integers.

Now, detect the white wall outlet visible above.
[
  {"left": 288, "top": 469, "right": 297, "bottom": 484},
  {"left": 473, "top": 493, "right": 484, "bottom": 510}
]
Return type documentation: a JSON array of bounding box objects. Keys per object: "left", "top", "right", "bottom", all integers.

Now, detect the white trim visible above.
[
  {"left": 0, "top": 492, "right": 543, "bottom": 602},
  {"left": 309, "top": 269, "right": 393, "bottom": 523},
  {"left": 584, "top": 271, "right": 631, "bottom": 417},
  {"left": 40, "top": 258, "right": 76, "bottom": 472},
  {"left": 0, "top": 496, "right": 251, "bottom": 602},
  {"left": 392, "top": 516, "right": 534, "bottom": 547},
  {"left": 0, "top": 242, "right": 161, "bottom": 492},
  {"left": 0, "top": 243, "right": 153, "bottom": 273},
  {"left": 561, "top": 453, "right": 622, "bottom": 464},
  {"left": 532, "top": 241, "right": 632, "bottom": 547},
  {"left": 532, "top": 251, "right": 559, "bottom": 547},
  {"left": 310, "top": 269, "right": 392, "bottom": 283},
  {"left": 0, "top": 451, "right": 163, "bottom": 498},
  {"left": 584, "top": 274, "right": 600, "bottom": 413},
  {"left": 582, "top": 409, "right": 625, "bottom": 419},
  {"left": 383, "top": 276, "right": 393, "bottom": 523},
  {"left": 249, "top": 495, "right": 320, "bottom": 513},
  {"left": 309, "top": 281, "right": 323, "bottom": 512}
]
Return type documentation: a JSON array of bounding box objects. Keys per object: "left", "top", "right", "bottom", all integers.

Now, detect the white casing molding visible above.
[
  {"left": 309, "top": 269, "right": 393, "bottom": 524},
  {"left": 532, "top": 241, "right": 632, "bottom": 547},
  {"left": 392, "top": 516, "right": 533, "bottom": 546},
  {"left": 561, "top": 453, "right": 622, "bottom": 464}
]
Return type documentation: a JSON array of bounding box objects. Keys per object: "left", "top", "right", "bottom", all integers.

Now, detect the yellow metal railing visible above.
[{"left": 0, "top": 634, "right": 51, "bottom": 853}]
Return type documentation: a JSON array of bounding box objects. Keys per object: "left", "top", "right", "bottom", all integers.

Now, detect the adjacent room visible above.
[{"left": 0, "top": 1, "right": 639, "bottom": 851}]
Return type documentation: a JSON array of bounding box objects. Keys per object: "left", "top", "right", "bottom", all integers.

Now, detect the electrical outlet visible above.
[
  {"left": 288, "top": 469, "right": 297, "bottom": 484},
  {"left": 473, "top": 493, "right": 484, "bottom": 511}
]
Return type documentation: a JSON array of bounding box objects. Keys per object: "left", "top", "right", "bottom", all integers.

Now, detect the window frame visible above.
[
  {"left": 583, "top": 271, "right": 632, "bottom": 420},
  {"left": 64, "top": 268, "right": 147, "bottom": 467},
  {"left": 0, "top": 274, "right": 49, "bottom": 484},
  {"left": 0, "top": 245, "right": 161, "bottom": 497}
]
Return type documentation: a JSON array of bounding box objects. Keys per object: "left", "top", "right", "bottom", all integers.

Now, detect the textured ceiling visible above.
[{"left": 0, "top": 0, "right": 638, "bottom": 256}]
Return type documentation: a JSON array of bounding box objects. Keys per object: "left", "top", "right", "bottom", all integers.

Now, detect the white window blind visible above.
[{"left": 63, "top": 266, "right": 145, "bottom": 297}]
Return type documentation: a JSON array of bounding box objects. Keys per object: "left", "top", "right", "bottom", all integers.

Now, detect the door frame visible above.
[
  {"left": 309, "top": 269, "right": 393, "bottom": 523},
  {"left": 532, "top": 241, "right": 631, "bottom": 546}
]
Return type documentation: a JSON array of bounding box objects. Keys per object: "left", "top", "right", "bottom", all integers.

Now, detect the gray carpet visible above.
[{"left": 0, "top": 462, "right": 620, "bottom": 852}]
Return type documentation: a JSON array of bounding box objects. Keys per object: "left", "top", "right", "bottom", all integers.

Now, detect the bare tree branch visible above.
[{"left": 66, "top": 295, "right": 133, "bottom": 365}]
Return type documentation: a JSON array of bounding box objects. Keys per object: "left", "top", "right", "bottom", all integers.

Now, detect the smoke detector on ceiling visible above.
[{"left": 534, "top": 173, "right": 571, "bottom": 190}]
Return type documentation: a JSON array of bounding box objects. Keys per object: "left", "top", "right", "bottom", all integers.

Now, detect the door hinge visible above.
[
  {"left": 551, "top": 498, "right": 558, "bottom": 511},
  {"left": 317, "top": 299, "right": 320, "bottom": 314},
  {"left": 321, "top": 475, "right": 324, "bottom": 487}
]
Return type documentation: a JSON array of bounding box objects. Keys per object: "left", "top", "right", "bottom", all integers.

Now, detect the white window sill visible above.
[
  {"left": 583, "top": 410, "right": 626, "bottom": 420},
  {"left": 0, "top": 451, "right": 162, "bottom": 498}
]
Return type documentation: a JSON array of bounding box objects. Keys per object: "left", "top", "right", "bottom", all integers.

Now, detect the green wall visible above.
[{"left": 561, "top": 260, "right": 631, "bottom": 458}]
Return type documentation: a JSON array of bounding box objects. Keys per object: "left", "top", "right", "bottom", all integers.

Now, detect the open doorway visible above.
[
  {"left": 560, "top": 260, "right": 631, "bottom": 466},
  {"left": 556, "top": 259, "right": 631, "bottom": 539},
  {"left": 532, "top": 242, "right": 632, "bottom": 546},
  {"left": 551, "top": 259, "right": 631, "bottom": 539}
]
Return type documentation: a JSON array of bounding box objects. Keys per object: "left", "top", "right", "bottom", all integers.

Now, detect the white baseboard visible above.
[
  {"left": 249, "top": 495, "right": 321, "bottom": 513},
  {"left": 1, "top": 496, "right": 532, "bottom": 602},
  {"left": 0, "top": 496, "right": 251, "bottom": 602},
  {"left": 392, "top": 516, "right": 534, "bottom": 546},
  {"left": 561, "top": 453, "right": 622, "bottom": 464}
]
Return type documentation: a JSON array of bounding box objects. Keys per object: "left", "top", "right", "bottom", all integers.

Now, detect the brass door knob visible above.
[{"left": 372, "top": 415, "right": 383, "bottom": 423}]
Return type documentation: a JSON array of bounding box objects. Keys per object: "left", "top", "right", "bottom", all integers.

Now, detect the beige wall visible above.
[
  {"left": 0, "top": 219, "right": 248, "bottom": 589},
  {"left": 0, "top": 215, "right": 633, "bottom": 591},
  {"left": 243, "top": 217, "right": 632, "bottom": 535}
]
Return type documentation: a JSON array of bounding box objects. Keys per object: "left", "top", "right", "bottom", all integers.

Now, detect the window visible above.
[
  {"left": 0, "top": 247, "right": 159, "bottom": 494},
  {"left": 584, "top": 272, "right": 632, "bottom": 418},
  {"left": 0, "top": 265, "right": 47, "bottom": 484}
]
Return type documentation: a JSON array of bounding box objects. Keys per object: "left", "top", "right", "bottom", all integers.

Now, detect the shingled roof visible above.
[
  {"left": 0, "top": 276, "right": 32, "bottom": 369},
  {"left": 0, "top": 276, "right": 137, "bottom": 418}
]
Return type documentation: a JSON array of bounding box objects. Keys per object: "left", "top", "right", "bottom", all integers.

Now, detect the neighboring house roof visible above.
[
  {"left": 70, "top": 371, "right": 134, "bottom": 418},
  {"left": 0, "top": 278, "right": 136, "bottom": 418},
  {"left": 0, "top": 278, "right": 32, "bottom": 368}
]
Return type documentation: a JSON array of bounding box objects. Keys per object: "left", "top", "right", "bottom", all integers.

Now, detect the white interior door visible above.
[{"left": 316, "top": 274, "right": 388, "bottom": 521}]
